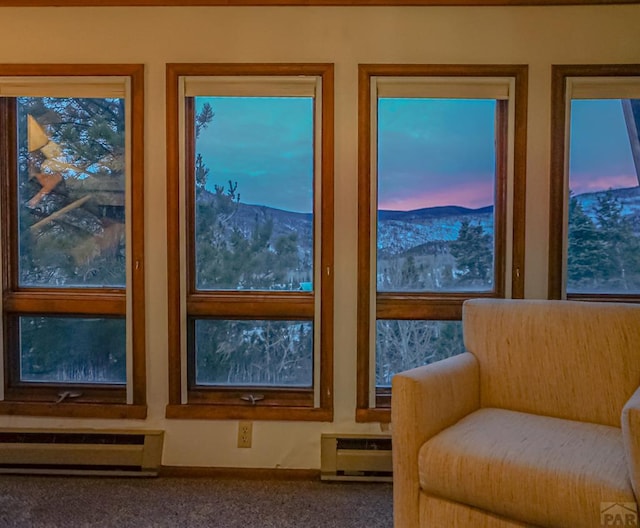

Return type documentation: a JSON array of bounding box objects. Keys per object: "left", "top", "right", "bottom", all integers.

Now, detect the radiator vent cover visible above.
[
  {"left": 0, "top": 428, "right": 164, "bottom": 477},
  {"left": 321, "top": 434, "right": 392, "bottom": 482}
]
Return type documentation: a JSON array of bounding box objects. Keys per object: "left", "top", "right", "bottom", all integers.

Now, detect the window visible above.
[
  {"left": 166, "top": 63, "right": 334, "bottom": 420},
  {"left": 0, "top": 65, "right": 146, "bottom": 418},
  {"left": 357, "top": 65, "right": 527, "bottom": 421},
  {"left": 549, "top": 65, "right": 640, "bottom": 301}
]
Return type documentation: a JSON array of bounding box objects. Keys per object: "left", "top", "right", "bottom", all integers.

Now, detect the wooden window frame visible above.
[
  {"left": 0, "top": 0, "right": 634, "bottom": 6},
  {"left": 356, "top": 64, "right": 527, "bottom": 422},
  {"left": 166, "top": 63, "right": 334, "bottom": 421},
  {"left": 0, "top": 64, "right": 146, "bottom": 419},
  {"left": 549, "top": 64, "right": 640, "bottom": 303}
]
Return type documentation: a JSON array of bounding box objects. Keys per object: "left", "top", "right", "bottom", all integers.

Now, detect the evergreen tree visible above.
[
  {"left": 195, "top": 180, "right": 300, "bottom": 291},
  {"left": 400, "top": 255, "right": 421, "bottom": 289},
  {"left": 195, "top": 102, "right": 214, "bottom": 139},
  {"left": 195, "top": 180, "right": 241, "bottom": 288},
  {"left": 567, "top": 195, "right": 608, "bottom": 290},
  {"left": 194, "top": 103, "right": 214, "bottom": 189},
  {"left": 195, "top": 153, "right": 210, "bottom": 189},
  {"left": 449, "top": 220, "right": 493, "bottom": 287},
  {"left": 594, "top": 190, "right": 640, "bottom": 291},
  {"left": 567, "top": 190, "right": 640, "bottom": 293}
]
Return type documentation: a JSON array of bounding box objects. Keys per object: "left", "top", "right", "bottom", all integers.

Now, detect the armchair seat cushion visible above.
[{"left": 419, "top": 408, "right": 635, "bottom": 528}]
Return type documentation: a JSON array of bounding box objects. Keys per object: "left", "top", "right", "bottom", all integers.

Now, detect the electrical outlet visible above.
[{"left": 237, "top": 421, "right": 252, "bottom": 448}]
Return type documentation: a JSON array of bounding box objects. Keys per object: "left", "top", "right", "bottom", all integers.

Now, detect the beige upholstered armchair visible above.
[{"left": 392, "top": 299, "right": 640, "bottom": 527}]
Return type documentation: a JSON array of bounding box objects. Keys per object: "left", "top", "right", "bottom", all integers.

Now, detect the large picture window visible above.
[
  {"left": 357, "top": 65, "right": 527, "bottom": 421},
  {"left": 549, "top": 65, "right": 640, "bottom": 301},
  {"left": 166, "top": 64, "right": 334, "bottom": 420},
  {"left": 0, "top": 65, "right": 145, "bottom": 418}
]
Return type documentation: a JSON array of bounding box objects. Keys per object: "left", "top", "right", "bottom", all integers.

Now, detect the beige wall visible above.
[{"left": 0, "top": 5, "right": 639, "bottom": 469}]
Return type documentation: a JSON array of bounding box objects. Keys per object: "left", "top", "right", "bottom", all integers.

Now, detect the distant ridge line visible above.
[{"left": 378, "top": 204, "right": 493, "bottom": 221}]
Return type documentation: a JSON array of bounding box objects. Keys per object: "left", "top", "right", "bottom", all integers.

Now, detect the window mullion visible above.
[
  {"left": 3, "top": 291, "right": 125, "bottom": 315},
  {"left": 0, "top": 98, "right": 18, "bottom": 294},
  {"left": 494, "top": 99, "right": 509, "bottom": 299},
  {"left": 186, "top": 293, "right": 314, "bottom": 318}
]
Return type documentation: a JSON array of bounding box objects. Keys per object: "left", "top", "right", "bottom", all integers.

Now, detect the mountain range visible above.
[{"left": 199, "top": 185, "right": 640, "bottom": 260}]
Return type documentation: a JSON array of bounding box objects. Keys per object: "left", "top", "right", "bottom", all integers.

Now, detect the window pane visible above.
[
  {"left": 17, "top": 98, "right": 126, "bottom": 288},
  {"left": 377, "top": 98, "right": 496, "bottom": 293},
  {"left": 376, "top": 319, "right": 464, "bottom": 387},
  {"left": 193, "top": 96, "right": 314, "bottom": 291},
  {"left": 567, "top": 99, "right": 640, "bottom": 294},
  {"left": 194, "top": 319, "right": 313, "bottom": 387},
  {"left": 19, "top": 316, "right": 126, "bottom": 384}
]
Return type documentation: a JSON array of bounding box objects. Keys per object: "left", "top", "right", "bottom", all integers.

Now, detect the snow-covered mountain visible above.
[
  {"left": 377, "top": 206, "right": 493, "bottom": 258},
  {"left": 197, "top": 185, "right": 640, "bottom": 261},
  {"left": 574, "top": 185, "right": 640, "bottom": 221}
]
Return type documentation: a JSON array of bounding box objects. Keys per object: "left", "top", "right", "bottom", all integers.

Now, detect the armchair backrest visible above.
[{"left": 463, "top": 299, "right": 640, "bottom": 427}]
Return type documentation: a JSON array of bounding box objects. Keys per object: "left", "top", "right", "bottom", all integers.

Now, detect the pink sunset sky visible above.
[{"left": 378, "top": 177, "right": 493, "bottom": 211}]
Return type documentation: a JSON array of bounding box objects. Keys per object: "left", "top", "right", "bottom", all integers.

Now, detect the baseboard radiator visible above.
[
  {"left": 321, "top": 434, "right": 392, "bottom": 482},
  {"left": 0, "top": 429, "right": 164, "bottom": 477}
]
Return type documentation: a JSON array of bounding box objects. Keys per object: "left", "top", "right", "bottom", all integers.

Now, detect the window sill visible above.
[
  {"left": 0, "top": 402, "right": 147, "bottom": 419},
  {"left": 166, "top": 403, "right": 333, "bottom": 421},
  {"left": 356, "top": 407, "right": 390, "bottom": 423},
  {"left": 566, "top": 293, "right": 640, "bottom": 303}
]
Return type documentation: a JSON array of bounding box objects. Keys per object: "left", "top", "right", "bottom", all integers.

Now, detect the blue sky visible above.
[
  {"left": 569, "top": 99, "right": 638, "bottom": 195},
  {"left": 378, "top": 98, "right": 496, "bottom": 211},
  {"left": 195, "top": 96, "right": 638, "bottom": 213},
  {"left": 196, "top": 96, "right": 314, "bottom": 214}
]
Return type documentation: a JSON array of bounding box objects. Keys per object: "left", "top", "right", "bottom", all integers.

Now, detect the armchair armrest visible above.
[
  {"left": 622, "top": 386, "right": 640, "bottom": 498},
  {"left": 391, "top": 351, "right": 480, "bottom": 528}
]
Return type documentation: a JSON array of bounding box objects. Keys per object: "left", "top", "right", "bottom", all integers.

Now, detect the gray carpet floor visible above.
[{"left": 0, "top": 475, "right": 393, "bottom": 527}]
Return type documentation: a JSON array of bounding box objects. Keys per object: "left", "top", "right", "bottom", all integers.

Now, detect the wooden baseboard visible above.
[{"left": 159, "top": 466, "right": 321, "bottom": 480}]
